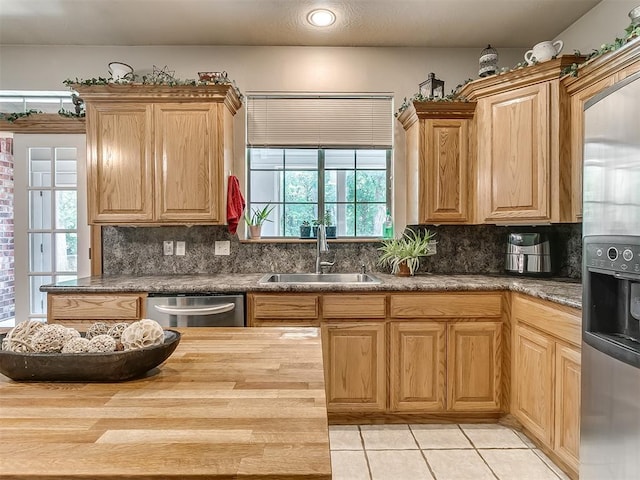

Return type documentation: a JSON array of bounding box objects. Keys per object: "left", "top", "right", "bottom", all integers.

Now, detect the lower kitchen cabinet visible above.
[
  {"left": 554, "top": 344, "right": 581, "bottom": 473},
  {"left": 511, "top": 293, "right": 581, "bottom": 477},
  {"left": 389, "top": 322, "right": 446, "bottom": 412},
  {"left": 322, "top": 322, "right": 386, "bottom": 412},
  {"left": 447, "top": 322, "right": 502, "bottom": 411},
  {"left": 47, "top": 293, "right": 146, "bottom": 330},
  {"left": 513, "top": 323, "right": 555, "bottom": 446}
]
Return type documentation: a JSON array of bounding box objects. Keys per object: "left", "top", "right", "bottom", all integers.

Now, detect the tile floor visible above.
[{"left": 329, "top": 424, "right": 570, "bottom": 480}]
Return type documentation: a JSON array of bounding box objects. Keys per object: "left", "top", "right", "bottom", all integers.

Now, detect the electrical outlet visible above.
[
  {"left": 163, "top": 240, "right": 174, "bottom": 256},
  {"left": 175, "top": 241, "right": 186, "bottom": 256},
  {"left": 214, "top": 241, "right": 231, "bottom": 255}
]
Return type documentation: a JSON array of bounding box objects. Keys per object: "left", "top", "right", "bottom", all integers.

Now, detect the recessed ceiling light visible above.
[{"left": 307, "top": 9, "right": 336, "bottom": 27}]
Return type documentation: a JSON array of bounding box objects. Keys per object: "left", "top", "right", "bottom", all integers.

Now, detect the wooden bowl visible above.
[{"left": 0, "top": 330, "right": 181, "bottom": 382}]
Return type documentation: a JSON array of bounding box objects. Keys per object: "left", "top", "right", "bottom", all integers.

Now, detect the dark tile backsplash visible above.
[{"left": 102, "top": 223, "right": 582, "bottom": 279}]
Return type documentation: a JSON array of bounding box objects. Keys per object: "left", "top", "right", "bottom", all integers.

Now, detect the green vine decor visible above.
[
  {"left": 0, "top": 109, "right": 43, "bottom": 122},
  {"left": 562, "top": 23, "right": 640, "bottom": 77},
  {"left": 63, "top": 73, "right": 244, "bottom": 100}
]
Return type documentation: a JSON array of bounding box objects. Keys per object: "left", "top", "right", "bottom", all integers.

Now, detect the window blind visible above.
[{"left": 247, "top": 95, "right": 393, "bottom": 148}]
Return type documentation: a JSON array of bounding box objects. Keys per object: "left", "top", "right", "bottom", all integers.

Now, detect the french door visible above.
[{"left": 14, "top": 134, "right": 89, "bottom": 321}]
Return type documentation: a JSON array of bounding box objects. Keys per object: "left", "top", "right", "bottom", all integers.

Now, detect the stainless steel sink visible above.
[{"left": 258, "top": 273, "right": 381, "bottom": 284}]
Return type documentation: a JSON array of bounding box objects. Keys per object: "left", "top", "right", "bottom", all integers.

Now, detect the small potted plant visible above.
[
  {"left": 377, "top": 229, "right": 437, "bottom": 276},
  {"left": 299, "top": 220, "right": 312, "bottom": 238},
  {"left": 244, "top": 204, "right": 274, "bottom": 239},
  {"left": 313, "top": 210, "right": 336, "bottom": 238}
]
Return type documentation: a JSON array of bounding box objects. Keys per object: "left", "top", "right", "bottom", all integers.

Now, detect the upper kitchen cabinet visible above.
[
  {"left": 75, "top": 84, "right": 242, "bottom": 225},
  {"left": 398, "top": 101, "right": 476, "bottom": 224},
  {"left": 459, "top": 56, "right": 584, "bottom": 224},
  {"left": 562, "top": 38, "right": 640, "bottom": 222}
]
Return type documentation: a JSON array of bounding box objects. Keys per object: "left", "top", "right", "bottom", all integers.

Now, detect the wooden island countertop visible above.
[{"left": 0, "top": 327, "right": 332, "bottom": 480}]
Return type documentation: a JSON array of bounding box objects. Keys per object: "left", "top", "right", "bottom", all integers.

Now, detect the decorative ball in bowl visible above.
[{"left": 0, "top": 320, "right": 181, "bottom": 382}]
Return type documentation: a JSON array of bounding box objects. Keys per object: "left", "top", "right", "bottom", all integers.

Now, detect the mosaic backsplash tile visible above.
[{"left": 102, "top": 223, "right": 582, "bottom": 279}]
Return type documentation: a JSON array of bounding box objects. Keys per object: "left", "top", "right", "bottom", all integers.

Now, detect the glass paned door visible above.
[{"left": 14, "top": 135, "right": 89, "bottom": 321}]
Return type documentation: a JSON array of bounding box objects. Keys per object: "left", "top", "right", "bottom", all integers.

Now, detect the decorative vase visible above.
[
  {"left": 396, "top": 261, "right": 411, "bottom": 277},
  {"left": 249, "top": 225, "right": 262, "bottom": 239}
]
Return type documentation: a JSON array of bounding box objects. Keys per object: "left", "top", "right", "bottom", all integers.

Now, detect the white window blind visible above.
[{"left": 247, "top": 95, "right": 393, "bottom": 148}]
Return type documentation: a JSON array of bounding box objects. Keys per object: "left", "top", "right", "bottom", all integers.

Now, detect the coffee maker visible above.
[{"left": 505, "top": 232, "right": 553, "bottom": 276}]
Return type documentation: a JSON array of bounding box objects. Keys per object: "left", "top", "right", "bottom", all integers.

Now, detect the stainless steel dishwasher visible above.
[{"left": 146, "top": 293, "right": 245, "bottom": 327}]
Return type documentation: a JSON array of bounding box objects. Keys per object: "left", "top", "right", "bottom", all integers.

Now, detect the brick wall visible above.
[{"left": 0, "top": 136, "right": 15, "bottom": 322}]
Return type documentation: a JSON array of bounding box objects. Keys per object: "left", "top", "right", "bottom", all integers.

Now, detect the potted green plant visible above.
[
  {"left": 377, "top": 229, "right": 437, "bottom": 276},
  {"left": 313, "top": 210, "right": 336, "bottom": 238},
  {"left": 299, "top": 220, "right": 312, "bottom": 238},
  {"left": 244, "top": 204, "right": 274, "bottom": 239}
]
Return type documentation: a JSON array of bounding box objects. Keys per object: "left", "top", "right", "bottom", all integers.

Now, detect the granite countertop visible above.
[{"left": 42, "top": 273, "right": 582, "bottom": 309}]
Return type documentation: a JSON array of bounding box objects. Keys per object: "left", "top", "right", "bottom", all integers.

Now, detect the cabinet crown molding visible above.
[
  {"left": 397, "top": 101, "right": 476, "bottom": 129},
  {"left": 459, "top": 55, "right": 587, "bottom": 100},
  {"left": 73, "top": 84, "right": 243, "bottom": 114}
]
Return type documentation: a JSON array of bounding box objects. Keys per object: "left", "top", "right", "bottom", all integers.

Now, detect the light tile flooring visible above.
[{"left": 329, "top": 424, "right": 570, "bottom": 480}]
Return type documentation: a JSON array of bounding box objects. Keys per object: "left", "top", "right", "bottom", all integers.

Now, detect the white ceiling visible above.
[{"left": 0, "top": 0, "right": 601, "bottom": 48}]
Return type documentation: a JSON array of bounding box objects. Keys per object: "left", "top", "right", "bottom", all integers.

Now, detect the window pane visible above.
[
  {"left": 285, "top": 171, "right": 318, "bottom": 202},
  {"left": 251, "top": 170, "right": 283, "bottom": 202},
  {"left": 29, "top": 190, "right": 52, "bottom": 229},
  {"left": 29, "top": 233, "right": 52, "bottom": 272},
  {"left": 55, "top": 275, "right": 77, "bottom": 284},
  {"left": 356, "top": 170, "right": 387, "bottom": 202},
  {"left": 325, "top": 170, "right": 353, "bottom": 203},
  {"left": 55, "top": 233, "right": 77, "bottom": 272},
  {"left": 284, "top": 204, "right": 317, "bottom": 237},
  {"left": 284, "top": 149, "right": 317, "bottom": 169},
  {"left": 29, "top": 148, "right": 51, "bottom": 187},
  {"left": 29, "top": 276, "right": 51, "bottom": 315},
  {"left": 325, "top": 150, "right": 355, "bottom": 169},
  {"left": 55, "top": 190, "right": 77, "bottom": 229},
  {"left": 343, "top": 204, "right": 356, "bottom": 236},
  {"left": 251, "top": 148, "right": 284, "bottom": 169},
  {"left": 55, "top": 147, "right": 77, "bottom": 186},
  {"left": 357, "top": 150, "right": 387, "bottom": 169},
  {"left": 356, "top": 203, "right": 386, "bottom": 236}
]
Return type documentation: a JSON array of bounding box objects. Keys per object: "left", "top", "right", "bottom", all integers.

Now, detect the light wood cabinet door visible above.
[
  {"left": 87, "top": 103, "right": 154, "bottom": 223},
  {"left": 389, "top": 322, "right": 446, "bottom": 412},
  {"left": 554, "top": 344, "right": 581, "bottom": 472},
  {"left": 447, "top": 322, "right": 502, "bottom": 412},
  {"left": 398, "top": 101, "right": 476, "bottom": 224},
  {"left": 47, "top": 293, "right": 145, "bottom": 330},
  {"left": 513, "top": 323, "right": 555, "bottom": 447},
  {"left": 322, "top": 322, "right": 386, "bottom": 412},
  {"left": 569, "top": 77, "right": 615, "bottom": 221},
  {"left": 477, "top": 83, "right": 550, "bottom": 222},
  {"left": 154, "top": 103, "right": 222, "bottom": 223},
  {"left": 247, "top": 293, "right": 320, "bottom": 327},
  {"left": 422, "top": 118, "right": 471, "bottom": 223}
]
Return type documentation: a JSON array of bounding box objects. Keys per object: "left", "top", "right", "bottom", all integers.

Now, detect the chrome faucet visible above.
[{"left": 315, "top": 224, "right": 334, "bottom": 274}]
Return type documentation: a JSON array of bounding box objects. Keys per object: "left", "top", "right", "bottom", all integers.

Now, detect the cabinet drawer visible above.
[
  {"left": 390, "top": 293, "right": 502, "bottom": 318},
  {"left": 48, "top": 294, "right": 143, "bottom": 319},
  {"left": 251, "top": 294, "right": 319, "bottom": 319},
  {"left": 512, "top": 294, "right": 581, "bottom": 347},
  {"left": 323, "top": 295, "right": 386, "bottom": 318}
]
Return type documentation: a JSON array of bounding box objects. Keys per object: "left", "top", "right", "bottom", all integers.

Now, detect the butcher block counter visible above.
[{"left": 0, "top": 327, "right": 332, "bottom": 480}]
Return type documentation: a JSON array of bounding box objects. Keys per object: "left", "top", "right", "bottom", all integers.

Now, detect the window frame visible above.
[{"left": 246, "top": 146, "right": 392, "bottom": 239}]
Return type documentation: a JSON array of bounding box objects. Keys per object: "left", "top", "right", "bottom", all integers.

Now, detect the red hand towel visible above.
[{"left": 227, "top": 175, "right": 245, "bottom": 235}]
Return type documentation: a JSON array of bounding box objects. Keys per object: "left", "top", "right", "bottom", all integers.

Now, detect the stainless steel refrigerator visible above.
[{"left": 581, "top": 71, "right": 640, "bottom": 480}]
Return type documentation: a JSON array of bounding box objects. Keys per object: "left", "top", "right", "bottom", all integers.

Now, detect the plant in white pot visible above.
[
  {"left": 244, "top": 204, "right": 274, "bottom": 239},
  {"left": 377, "top": 229, "right": 437, "bottom": 276}
]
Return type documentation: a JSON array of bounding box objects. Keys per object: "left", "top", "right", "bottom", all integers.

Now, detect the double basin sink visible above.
[{"left": 259, "top": 272, "right": 381, "bottom": 284}]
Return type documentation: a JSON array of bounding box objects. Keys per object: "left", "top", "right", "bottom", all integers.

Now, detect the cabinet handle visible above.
[{"left": 153, "top": 303, "right": 235, "bottom": 316}]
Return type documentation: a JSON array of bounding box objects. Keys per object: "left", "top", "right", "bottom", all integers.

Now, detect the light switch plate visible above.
[
  {"left": 163, "top": 240, "right": 174, "bottom": 256},
  {"left": 215, "top": 241, "right": 231, "bottom": 255},
  {"left": 175, "top": 241, "right": 186, "bottom": 256}
]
